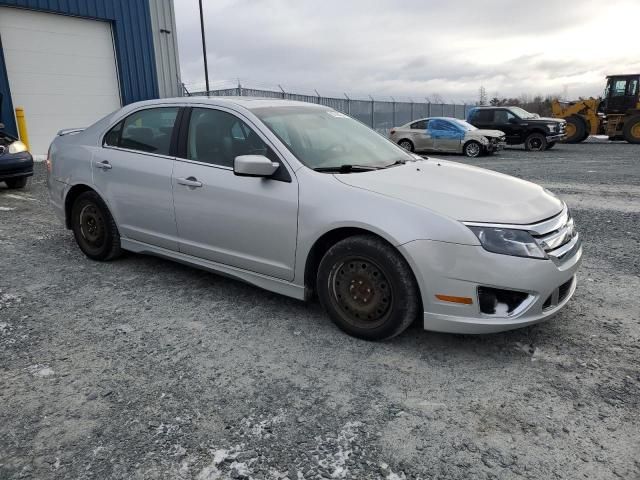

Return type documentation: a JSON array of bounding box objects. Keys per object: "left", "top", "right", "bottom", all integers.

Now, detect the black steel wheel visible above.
[
  {"left": 71, "top": 191, "right": 122, "bottom": 261},
  {"left": 398, "top": 139, "right": 414, "bottom": 152},
  {"left": 524, "top": 132, "right": 547, "bottom": 151},
  {"left": 316, "top": 235, "right": 420, "bottom": 340}
]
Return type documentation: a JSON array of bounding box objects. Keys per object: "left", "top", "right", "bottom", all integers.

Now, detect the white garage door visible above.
[{"left": 0, "top": 7, "right": 121, "bottom": 156}]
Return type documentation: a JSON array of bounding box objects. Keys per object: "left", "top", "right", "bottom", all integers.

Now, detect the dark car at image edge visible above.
[
  {"left": 467, "top": 106, "right": 567, "bottom": 151},
  {"left": 0, "top": 123, "right": 33, "bottom": 189}
]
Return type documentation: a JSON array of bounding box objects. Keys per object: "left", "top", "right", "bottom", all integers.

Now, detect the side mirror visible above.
[{"left": 234, "top": 155, "right": 279, "bottom": 178}]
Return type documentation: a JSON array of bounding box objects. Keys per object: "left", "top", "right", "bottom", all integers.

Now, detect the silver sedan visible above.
[
  {"left": 47, "top": 98, "right": 580, "bottom": 340},
  {"left": 390, "top": 117, "right": 506, "bottom": 157}
]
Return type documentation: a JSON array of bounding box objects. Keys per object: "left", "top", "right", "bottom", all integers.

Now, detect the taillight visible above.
[{"left": 46, "top": 147, "right": 52, "bottom": 173}]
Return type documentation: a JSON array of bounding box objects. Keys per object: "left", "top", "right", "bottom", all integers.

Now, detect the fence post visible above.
[
  {"left": 314, "top": 89, "right": 321, "bottom": 104},
  {"left": 409, "top": 98, "right": 414, "bottom": 120},
  {"left": 426, "top": 98, "right": 431, "bottom": 117},
  {"left": 237, "top": 80, "right": 242, "bottom": 96},
  {"left": 369, "top": 95, "right": 375, "bottom": 129},
  {"left": 278, "top": 84, "right": 286, "bottom": 99},
  {"left": 391, "top": 96, "right": 396, "bottom": 127},
  {"left": 344, "top": 93, "right": 350, "bottom": 116}
]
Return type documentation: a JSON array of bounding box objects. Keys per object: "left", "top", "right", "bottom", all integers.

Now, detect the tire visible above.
[
  {"left": 4, "top": 177, "right": 27, "bottom": 189},
  {"left": 316, "top": 235, "right": 420, "bottom": 341},
  {"left": 463, "top": 141, "right": 481, "bottom": 158},
  {"left": 545, "top": 141, "right": 556, "bottom": 150},
  {"left": 71, "top": 191, "right": 122, "bottom": 261},
  {"left": 398, "top": 139, "right": 414, "bottom": 152},
  {"left": 623, "top": 115, "right": 640, "bottom": 144},
  {"left": 564, "top": 116, "right": 587, "bottom": 143},
  {"left": 524, "top": 132, "right": 547, "bottom": 151}
]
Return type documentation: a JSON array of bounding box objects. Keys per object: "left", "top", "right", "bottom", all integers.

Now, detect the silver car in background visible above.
[
  {"left": 47, "top": 98, "right": 581, "bottom": 340},
  {"left": 389, "top": 117, "right": 506, "bottom": 157}
]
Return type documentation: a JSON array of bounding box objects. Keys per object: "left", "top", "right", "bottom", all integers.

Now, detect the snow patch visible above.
[
  {"left": 0, "top": 206, "right": 16, "bottom": 211},
  {"left": 28, "top": 364, "right": 55, "bottom": 377}
]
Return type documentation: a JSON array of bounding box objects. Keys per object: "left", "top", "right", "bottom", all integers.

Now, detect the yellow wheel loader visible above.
[{"left": 551, "top": 74, "right": 640, "bottom": 144}]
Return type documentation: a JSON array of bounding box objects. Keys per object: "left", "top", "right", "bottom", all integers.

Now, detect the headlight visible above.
[
  {"left": 8, "top": 141, "right": 28, "bottom": 154},
  {"left": 547, "top": 124, "right": 556, "bottom": 132},
  {"left": 468, "top": 226, "right": 547, "bottom": 259}
]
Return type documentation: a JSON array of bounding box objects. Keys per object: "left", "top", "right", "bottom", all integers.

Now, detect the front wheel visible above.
[
  {"left": 463, "top": 141, "right": 482, "bottom": 157},
  {"left": 71, "top": 191, "right": 122, "bottom": 261},
  {"left": 5, "top": 177, "right": 27, "bottom": 189},
  {"left": 524, "top": 133, "right": 547, "bottom": 151},
  {"left": 316, "top": 235, "right": 420, "bottom": 340}
]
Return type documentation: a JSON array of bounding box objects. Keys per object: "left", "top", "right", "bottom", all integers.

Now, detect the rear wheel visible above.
[
  {"left": 524, "top": 132, "right": 547, "bottom": 151},
  {"left": 398, "top": 139, "right": 414, "bottom": 152},
  {"left": 623, "top": 115, "right": 640, "bottom": 144},
  {"left": 463, "top": 141, "right": 481, "bottom": 157},
  {"left": 71, "top": 191, "right": 122, "bottom": 261},
  {"left": 4, "top": 177, "right": 27, "bottom": 189},
  {"left": 316, "top": 235, "right": 420, "bottom": 340}
]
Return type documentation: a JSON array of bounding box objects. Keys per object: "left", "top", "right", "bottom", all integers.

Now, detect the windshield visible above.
[
  {"left": 252, "top": 106, "right": 414, "bottom": 170},
  {"left": 450, "top": 119, "right": 477, "bottom": 131},
  {"left": 508, "top": 106, "right": 537, "bottom": 119}
]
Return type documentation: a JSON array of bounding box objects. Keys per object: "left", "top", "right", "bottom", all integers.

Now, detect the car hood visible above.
[
  {"left": 335, "top": 159, "right": 563, "bottom": 224},
  {"left": 527, "top": 117, "right": 565, "bottom": 124},
  {"left": 470, "top": 129, "right": 504, "bottom": 138}
]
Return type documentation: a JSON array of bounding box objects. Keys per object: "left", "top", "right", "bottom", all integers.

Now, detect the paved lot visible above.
[{"left": 1, "top": 142, "right": 639, "bottom": 479}]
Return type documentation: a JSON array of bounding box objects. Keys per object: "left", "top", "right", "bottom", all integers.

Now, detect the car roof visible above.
[{"left": 122, "top": 96, "right": 328, "bottom": 111}]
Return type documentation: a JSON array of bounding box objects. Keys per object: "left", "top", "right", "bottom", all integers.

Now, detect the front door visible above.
[
  {"left": 172, "top": 107, "right": 298, "bottom": 281},
  {"left": 94, "top": 106, "right": 179, "bottom": 251},
  {"left": 429, "top": 118, "right": 464, "bottom": 152}
]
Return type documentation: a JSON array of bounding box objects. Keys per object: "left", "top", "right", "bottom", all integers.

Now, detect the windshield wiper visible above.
[
  {"left": 313, "top": 164, "right": 380, "bottom": 173},
  {"left": 382, "top": 159, "right": 408, "bottom": 168}
]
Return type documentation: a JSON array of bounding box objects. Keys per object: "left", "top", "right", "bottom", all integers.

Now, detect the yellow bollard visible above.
[{"left": 15, "top": 107, "right": 30, "bottom": 152}]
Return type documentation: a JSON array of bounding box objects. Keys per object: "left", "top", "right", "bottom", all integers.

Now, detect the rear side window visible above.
[
  {"left": 410, "top": 120, "right": 427, "bottom": 130},
  {"left": 472, "top": 110, "right": 494, "bottom": 123},
  {"left": 104, "top": 107, "right": 178, "bottom": 156}
]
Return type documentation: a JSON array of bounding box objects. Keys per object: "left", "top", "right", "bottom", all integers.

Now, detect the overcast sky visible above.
[{"left": 174, "top": 0, "right": 640, "bottom": 102}]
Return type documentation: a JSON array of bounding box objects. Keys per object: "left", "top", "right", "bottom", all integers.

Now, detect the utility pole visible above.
[{"left": 198, "top": 0, "right": 210, "bottom": 94}]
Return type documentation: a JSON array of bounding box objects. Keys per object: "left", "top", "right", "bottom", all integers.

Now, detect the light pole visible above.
[{"left": 198, "top": 0, "right": 210, "bottom": 94}]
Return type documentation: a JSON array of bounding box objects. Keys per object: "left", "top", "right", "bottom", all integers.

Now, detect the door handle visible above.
[
  {"left": 177, "top": 176, "right": 203, "bottom": 188},
  {"left": 95, "top": 160, "right": 112, "bottom": 170}
]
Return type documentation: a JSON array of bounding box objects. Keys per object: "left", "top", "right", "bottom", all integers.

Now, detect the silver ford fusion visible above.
[
  {"left": 390, "top": 117, "right": 506, "bottom": 157},
  {"left": 47, "top": 97, "right": 581, "bottom": 340}
]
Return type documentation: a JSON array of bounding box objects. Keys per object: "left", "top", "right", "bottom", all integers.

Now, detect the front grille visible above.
[{"left": 530, "top": 210, "right": 577, "bottom": 259}]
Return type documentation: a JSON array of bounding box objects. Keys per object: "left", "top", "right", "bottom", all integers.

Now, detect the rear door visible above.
[
  {"left": 93, "top": 106, "right": 179, "bottom": 251},
  {"left": 172, "top": 107, "right": 298, "bottom": 280},
  {"left": 408, "top": 119, "right": 431, "bottom": 151}
]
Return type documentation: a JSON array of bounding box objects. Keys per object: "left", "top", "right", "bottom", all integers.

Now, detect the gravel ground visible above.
[{"left": 1, "top": 141, "right": 639, "bottom": 480}]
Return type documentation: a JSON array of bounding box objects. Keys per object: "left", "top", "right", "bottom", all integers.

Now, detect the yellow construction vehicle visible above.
[{"left": 551, "top": 74, "right": 640, "bottom": 144}]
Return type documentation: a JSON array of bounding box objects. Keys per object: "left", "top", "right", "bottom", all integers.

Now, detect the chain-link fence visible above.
[{"left": 190, "top": 87, "right": 473, "bottom": 134}]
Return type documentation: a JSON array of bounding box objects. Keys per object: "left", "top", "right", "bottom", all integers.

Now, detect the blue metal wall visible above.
[{"left": 0, "top": 0, "right": 160, "bottom": 136}]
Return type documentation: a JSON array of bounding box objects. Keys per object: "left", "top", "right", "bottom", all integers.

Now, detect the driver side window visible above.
[{"left": 186, "top": 108, "right": 270, "bottom": 167}]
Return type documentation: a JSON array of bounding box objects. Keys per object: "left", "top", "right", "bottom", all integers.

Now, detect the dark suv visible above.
[{"left": 467, "top": 106, "right": 566, "bottom": 151}]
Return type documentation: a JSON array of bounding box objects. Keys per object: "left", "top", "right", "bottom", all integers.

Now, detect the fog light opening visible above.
[{"left": 478, "top": 287, "right": 529, "bottom": 316}]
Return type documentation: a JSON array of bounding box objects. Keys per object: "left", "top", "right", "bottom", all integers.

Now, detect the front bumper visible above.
[
  {"left": 546, "top": 133, "right": 566, "bottom": 143},
  {"left": 0, "top": 152, "right": 34, "bottom": 180},
  {"left": 399, "top": 237, "right": 582, "bottom": 334},
  {"left": 486, "top": 141, "right": 506, "bottom": 152}
]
